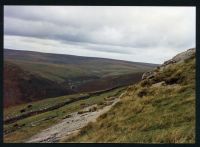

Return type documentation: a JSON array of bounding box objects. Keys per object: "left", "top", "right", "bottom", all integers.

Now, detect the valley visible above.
[
  {"left": 62, "top": 48, "right": 195, "bottom": 143},
  {"left": 3, "top": 6, "right": 195, "bottom": 144},
  {"left": 4, "top": 49, "right": 157, "bottom": 107},
  {"left": 3, "top": 85, "right": 126, "bottom": 142},
  {"left": 3, "top": 48, "right": 195, "bottom": 143}
]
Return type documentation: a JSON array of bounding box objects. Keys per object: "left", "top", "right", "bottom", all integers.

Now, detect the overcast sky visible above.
[{"left": 4, "top": 6, "right": 195, "bottom": 64}]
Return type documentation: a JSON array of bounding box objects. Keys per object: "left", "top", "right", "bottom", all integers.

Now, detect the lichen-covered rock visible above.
[
  {"left": 163, "top": 59, "right": 176, "bottom": 66},
  {"left": 141, "top": 48, "right": 195, "bottom": 81},
  {"left": 172, "top": 48, "right": 195, "bottom": 63},
  {"left": 142, "top": 71, "right": 157, "bottom": 80},
  {"left": 142, "top": 72, "right": 151, "bottom": 80}
]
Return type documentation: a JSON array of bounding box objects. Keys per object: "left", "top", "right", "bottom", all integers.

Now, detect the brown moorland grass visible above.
[{"left": 63, "top": 56, "right": 195, "bottom": 143}]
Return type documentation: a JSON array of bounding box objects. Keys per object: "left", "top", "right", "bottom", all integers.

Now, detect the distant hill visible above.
[
  {"left": 4, "top": 61, "right": 72, "bottom": 107},
  {"left": 65, "top": 48, "right": 195, "bottom": 143},
  {"left": 4, "top": 49, "right": 158, "bottom": 107}
]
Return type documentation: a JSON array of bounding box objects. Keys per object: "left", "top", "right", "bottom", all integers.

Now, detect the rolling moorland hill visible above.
[
  {"left": 4, "top": 61, "right": 73, "bottom": 107},
  {"left": 4, "top": 49, "right": 158, "bottom": 107},
  {"left": 63, "top": 48, "right": 196, "bottom": 143}
]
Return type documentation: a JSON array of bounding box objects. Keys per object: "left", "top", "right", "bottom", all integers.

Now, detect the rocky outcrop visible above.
[
  {"left": 142, "top": 48, "right": 195, "bottom": 80},
  {"left": 162, "top": 48, "right": 195, "bottom": 67},
  {"left": 142, "top": 71, "right": 157, "bottom": 80},
  {"left": 162, "top": 59, "right": 176, "bottom": 66},
  {"left": 172, "top": 48, "right": 195, "bottom": 63}
]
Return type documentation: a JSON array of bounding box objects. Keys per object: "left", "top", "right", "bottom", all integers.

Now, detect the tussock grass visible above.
[{"left": 63, "top": 57, "right": 195, "bottom": 143}]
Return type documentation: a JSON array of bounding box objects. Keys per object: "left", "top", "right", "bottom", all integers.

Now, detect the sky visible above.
[{"left": 4, "top": 6, "right": 195, "bottom": 64}]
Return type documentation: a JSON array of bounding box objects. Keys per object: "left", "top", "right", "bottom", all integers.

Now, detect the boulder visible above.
[
  {"left": 161, "top": 48, "right": 195, "bottom": 67},
  {"left": 172, "top": 48, "right": 195, "bottom": 63},
  {"left": 163, "top": 59, "right": 176, "bottom": 66},
  {"left": 142, "top": 48, "right": 195, "bottom": 81},
  {"left": 142, "top": 71, "right": 156, "bottom": 80}
]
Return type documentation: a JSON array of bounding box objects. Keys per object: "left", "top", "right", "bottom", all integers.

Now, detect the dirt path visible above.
[{"left": 26, "top": 93, "right": 124, "bottom": 143}]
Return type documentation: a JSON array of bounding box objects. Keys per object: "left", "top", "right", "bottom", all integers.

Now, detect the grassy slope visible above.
[
  {"left": 4, "top": 49, "right": 156, "bottom": 107},
  {"left": 4, "top": 61, "right": 72, "bottom": 107},
  {"left": 64, "top": 55, "right": 195, "bottom": 143},
  {"left": 4, "top": 49, "right": 157, "bottom": 83},
  {"left": 3, "top": 87, "right": 125, "bottom": 143},
  {"left": 4, "top": 93, "right": 89, "bottom": 119},
  {"left": 4, "top": 59, "right": 153, "bottom": 83}
]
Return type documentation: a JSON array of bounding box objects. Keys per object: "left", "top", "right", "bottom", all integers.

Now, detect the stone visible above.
[
  {"left": 161, "top": 48, "right": 195, "bottom": 67},
  {"left": 142, "top": 48, "right": 195, "bottom": 81},
  {"left": 142, "top": 71, "right": 156, "bottom": 80},
  {"left": 152, "top": 81, "right": 166, "bottom": 87},
  {"left": 172, "top": 48, "right": 195, "bottom": 63}
]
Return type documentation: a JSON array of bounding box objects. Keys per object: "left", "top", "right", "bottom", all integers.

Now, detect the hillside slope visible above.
[
  {"left": 4, "top": 61, "right": 72, "bottom": 107},
  {"left": 4, "top": 49, "right": 157, "bottom": 107},
  {"left": 4, "top": 49, "right": 157, "bottom": 83},
  {"left": 64, "top": 48, "right": 195, "bottom": 143}
]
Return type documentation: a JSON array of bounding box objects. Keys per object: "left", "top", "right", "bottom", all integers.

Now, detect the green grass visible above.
[
  {"left": 3, "top": 87, "right": 125, "bottom": 143},
  {"left": 63, "top": 57, "right": 195, "bottom": 143},
  {"left": 6, "top": 58, "right": 153, "bottom": 84},
  {"left": 7, "top": 60, "right": 90, "bottom": 83},
  {"left": 4, "top": 93, "right": 90, "bottom": 119}
]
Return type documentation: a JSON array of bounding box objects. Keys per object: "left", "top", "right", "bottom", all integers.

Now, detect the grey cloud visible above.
[{"left": 4, "top": 6, "right": 195, "bottom": 63}]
